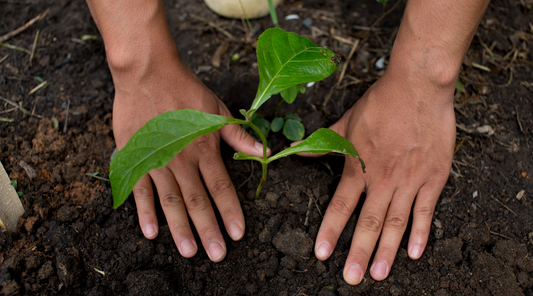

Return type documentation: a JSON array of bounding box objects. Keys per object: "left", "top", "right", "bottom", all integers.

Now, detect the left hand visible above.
[{"left": 313, "top": 68, "right": 456, "bottom": 284}]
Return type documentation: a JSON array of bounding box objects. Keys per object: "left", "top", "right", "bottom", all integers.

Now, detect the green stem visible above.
[
  {"left": 274, "top": 99, "right": 283, "bottom": 118},
  {"left": 266, "top": 0, "right": 279, "bottom": 27},
  {"left": 234, "top": 118, "right": 269, "bottom": 199}
]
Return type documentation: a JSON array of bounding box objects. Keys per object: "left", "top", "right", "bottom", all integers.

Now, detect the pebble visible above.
[{"left": 302, "top": 17, "right": 313, "bottom": 28}]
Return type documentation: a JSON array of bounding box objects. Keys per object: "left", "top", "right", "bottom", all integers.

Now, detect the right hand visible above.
[{"left": 111, "top": 54, "right": 267, "bottom": 262}]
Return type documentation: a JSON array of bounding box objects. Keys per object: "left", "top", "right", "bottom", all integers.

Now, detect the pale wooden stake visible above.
[{"left": 0, "top": 161, "right": 25, "bottom": 233}]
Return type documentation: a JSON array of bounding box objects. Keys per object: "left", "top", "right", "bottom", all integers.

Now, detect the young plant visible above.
[{"left": 109, "top": 28, "right": 365, "bottom": 209}]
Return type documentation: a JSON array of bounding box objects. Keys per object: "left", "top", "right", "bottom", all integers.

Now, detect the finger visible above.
[
  {"left": 132, "top": 174, "right": 159, "bottom": 239},
  {"left": 168, "top": 152, "right": 227, "bottom": 262},
  {"left": 343, "top": 186, "right": 394, "bottom": 285},
  {"left": 150, "top": 167, "right": 197, "bottom": 258},
  {"left": 199, "top": 151, "right": 245, "bottom": 242},
  {"left": 369, "top": 187, "right": 417, "bottom": 281},
  {"left": 408, "top": 181, "right": 443, "bottom": 260},
  {"left": 218, "top": 100, "right": 271, "bottom": 158},
  {"left": 315, "top": 157, "right": 365, "bottom": 261}
]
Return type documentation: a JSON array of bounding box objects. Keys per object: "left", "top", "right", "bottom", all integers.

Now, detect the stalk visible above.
[{"left": 243, "top": 120, "right": 269, "bottom": 199}]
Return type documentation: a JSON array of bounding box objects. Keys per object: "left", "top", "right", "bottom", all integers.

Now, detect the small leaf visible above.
[
  {"left": 456, "top": 80, "right": 465, "bottom": 93},
  {"left": 252, "top": 117, "right": 270, "bottom": 138},
  {"left": 283, "top": 119, "right": 305, "bottom": 141},
  {"left": 11, "top": 179, "right": 17, "bottom": 190},
  {"left": 239, "top": 109, "right": 247, "bottom": 118},
  {"left": 110, "top": 109, "right": 237, "bottom": 209},
  {"left": 233, "top": 151, "right": 262, "bottom": 162},
  {"left": 251, "top": 28, "right": 339, "bottom": 115},
  {"left": 280, "top": 85, "right": 298, "bottom": 104},
  {"left": 268, "top": 128, "right": 365, "bottom": 172},
  {"left": 285, "top": 112, "right": 301, "bottom": 121},
  {"left": 271, "top": 117, "right": 284, "bottom": 132},
  {"left": 298, "top": 84, "right": 306, "bottom": 94}
]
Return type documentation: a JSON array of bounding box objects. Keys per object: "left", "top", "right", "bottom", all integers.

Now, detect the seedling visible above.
[{"left": 109, "top": 28, "right": 365, "bottom": 209}]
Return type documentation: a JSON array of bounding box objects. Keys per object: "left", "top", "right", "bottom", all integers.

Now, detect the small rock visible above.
[
  {"left": 272, "top": 222, "right": 313, "bottom": 261},
  {"left": 302, "top": 17, "right": 313, "bottom": 28},
  {"left": 37, "top": 261, "right": 54, "bottom": 280},
  {"left": 56, "top": 206, "right": 80, "bottom": 223},
  {"left": 280, "top": 256, "right": 297, "bottom": 270},
  {"left": 389, "top": 284, "right": 401, "bottom": 296},
  {"left": 24, "top": 216, "right": 39, "bottom": 233},
  {"left": 434, "top": 237, "right": 463, "bottom": 266},
  {"left": 0, "top": 280, "right": 19, "bottom": 296},
  {"left": 258, "top": 214, "right": 282, "bottom": 243},
  {"left": 255, "top": 199, "right": 270, "bottom": 211},
  {"left": 434, "top": 228, "right": 444, "bottom": 239},
  {"left": 316, "top": 260, "right": 327, "bottom": 276},
  {"left": 265, "top": 192, "right": 280, "bottom": 208}
]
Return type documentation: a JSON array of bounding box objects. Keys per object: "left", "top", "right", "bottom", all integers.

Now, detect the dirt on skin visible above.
[{"left": 1, "top": 0, "right": 533, "bottom": 295}]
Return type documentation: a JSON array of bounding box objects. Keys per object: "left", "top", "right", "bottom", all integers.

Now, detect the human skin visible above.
[
  {"left": 85, "top": 0, "right": 490, "bottom": 284},
  {"left": 85, "top": 0, "right": 270, "bottom": 262},
  {"left": 313, "top": 0, "right": 490, "bottom": 284}
]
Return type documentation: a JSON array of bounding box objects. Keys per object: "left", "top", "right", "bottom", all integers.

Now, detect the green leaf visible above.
[
  {"left": 285, "top": 112, "right": 301, "bottom": 121},
  {"left": 252, "top": 117, "right": 270, "bottom": 138},
  {"left": 110, "top": 109, "right": 237, "bottom": 209},
  {"left": 251, "top": 28, "right": 339, "bottom": 115},
  {"left": 298, "top": 84, "right": 306, "bottom": 94},
  {"left": 268, "top": 128, "right": 365, "bottom": 172},
  {"left": 271, "top": 117, "right": 284, "bottom": 132},
  {"left": 456, "top": 80, "right": 465, "bottom": 93},
  {"left": 11, "top": 179, "right": 17, "bottom": 190},
  {"left": 283, "top": 119, "right": 305, "bottom": 141},
  {"left": 280, "top": 85, "right": 298, "bottom": 104},
  {"left": 233, "top": 151, "right": 262, "bottom": 162}
]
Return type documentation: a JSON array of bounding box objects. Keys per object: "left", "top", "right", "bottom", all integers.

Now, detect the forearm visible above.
[
  {"left": 85, "top": 0, "right": 179, "bottom": 78},
  {"left": 388, "top": 0, "right": 490, "bottom": 93}
]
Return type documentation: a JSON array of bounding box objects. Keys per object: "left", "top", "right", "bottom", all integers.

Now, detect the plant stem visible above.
[
  {"left": 243, "top": 120, "right": 269, "bottom": 199},
  {"left": 274, "top": 99, "right": 283, "bottom": 118},
  {"left": 267, "top": 0, "right": 279, "bottom": 27}
]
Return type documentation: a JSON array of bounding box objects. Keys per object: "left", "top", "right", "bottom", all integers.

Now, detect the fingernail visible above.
[
  {"left": 316, "top": 242, "right": 332, "bottom": 259},
  {"left": 254, "top": 141, "right": 264, "bottom": 153},
  {"left": 290, "top": 140, "right": 302, "bottom": 147},
  {"left": 409, "top": 244, "right": 423, "bottom": 259},
  {"left": 345, "top": 264, "right": 363, "bottom": 285},
  {"left": 228, "top": 223, "right": 243, "bottom": 240},
  {"left": 208, "top": 242, "right": 225, "bottom": 261},
  {"left": 370, "top": 261, "right": 388, "bottom": 278},
  {"left": 143, "top": 224, "right": 156, "bottom": 238},
  {"left": 180, "top": 239, "right": 197, "bottom": 255}
]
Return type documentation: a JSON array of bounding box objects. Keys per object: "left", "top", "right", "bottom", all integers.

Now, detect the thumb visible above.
[{"left": 218, "top": 102, "right": 271, "bottom": 158}]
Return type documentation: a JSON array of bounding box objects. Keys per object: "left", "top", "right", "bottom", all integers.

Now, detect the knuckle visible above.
[
  {"left": 358, "top": 214, "right": 383, "bottom": 233},
  {"left": 209, "top": 178, "right": 233, "bottom": 198},
  {"left": 194, "top": 134, "right": 218, "bottom": 153},
  {"left": 198, "top": 226, "right": 219, "bottom": 239},
  {"left": 133, "top": 185, "right": 152, "bottom": 199},
  {"left": 385, "top": 215, "right": 407, "bottom": 230},
  {"left": 186, "top": 193, "right": 211, "bottom": 213},
  {"left": 328, "top": 197, "right": 353, "bottom": 217},
  {"left": 414, "top": 204, "right": 434, "bottom": 219},
  {"left": 160, "top": 192, "right": 184, "bottom": 209}
]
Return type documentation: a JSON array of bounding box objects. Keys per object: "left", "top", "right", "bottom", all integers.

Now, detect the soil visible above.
[{"left": 1, "top": 0, "right": 533, "bottom": 295}]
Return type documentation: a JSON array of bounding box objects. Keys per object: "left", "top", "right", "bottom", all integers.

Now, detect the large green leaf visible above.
[
  {"left": 110, "top": 109, "right": 237, "bottom": 209},
  {"left": 251, "top": 28, "right": 339, "bottom": 115},
  {"left": 268, "top": 128, "right": 366, "bottom": 172}
]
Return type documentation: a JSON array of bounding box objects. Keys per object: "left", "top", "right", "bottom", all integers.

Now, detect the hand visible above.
[
  {"left": 314, "top": 69, "right": 456, "bottom": 284},
  {"left": 112, "top": 56, "right": 267, "bottom": 262}
]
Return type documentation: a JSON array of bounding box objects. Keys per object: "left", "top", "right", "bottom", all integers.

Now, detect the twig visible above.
[
  {"left": 1, "top": 96, "right": 43, "bottom": 118},
  {"left": 0, "top": 54, "right": 8, "bottom": 64},
  {"left": 29, "top": 29, "right": 39, "bottom": 66},
  {"left": 484, "top": 221, "right": 514, "bottom": 241},
  {"left": 190, "top": 15, "right": 238, "bottom": 42},
  {"left": 497, "top": 67, "right": 513, "bottom": 88},
  {"left": 0, "top": 42, "right": 31, "bottom": 54},
  {"left": 0, "top": 8, "right": 49, "bottom": 43},
  {"left": 491, "top": 195, "right": 517, "bottom": 216},
  {"left": 304, "top": 194, "right": 313, "bottom": 226},
  {"left": 63, "top": 98, "right": 70, "bottom": 134},
  {"left": 0, "top": 117, "right": 14, "bottom": 122},
  {"left": 237, "top": 161, "right": 254, "bottom": 190},
  {"left": 28, "top": 81, "right": 47, "bottom": 95},
  {"left": 515, "top": 105, "right": 524, "bottom": 134}
]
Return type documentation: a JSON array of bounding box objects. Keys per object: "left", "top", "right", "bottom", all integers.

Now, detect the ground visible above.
[{"left": 1, "top": 0, "right": 533, "bottom": 295}]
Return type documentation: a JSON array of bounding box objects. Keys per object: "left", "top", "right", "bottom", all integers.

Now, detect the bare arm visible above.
[{"left": 316, "top": 0, "right": 489, "bottom": 285}]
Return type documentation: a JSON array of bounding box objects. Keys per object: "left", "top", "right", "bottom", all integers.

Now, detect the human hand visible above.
[
  {"left": 314, "top": 69, "right": 456, "bottom": 284},
  {"left": 111, "top": 56, "right": 268, "bottom": 262}
]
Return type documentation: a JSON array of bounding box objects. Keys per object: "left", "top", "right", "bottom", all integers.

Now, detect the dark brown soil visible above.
[{"left": 1, "top": 0, "right": 533, "bottom": 295}]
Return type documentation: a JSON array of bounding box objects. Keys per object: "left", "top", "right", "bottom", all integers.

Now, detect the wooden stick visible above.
[
  {"left": 0, "top": 161, "right": 25, "bottom": 233},
  {"left": 0, "top": 8, "right": 49, "bottom": 43}
]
